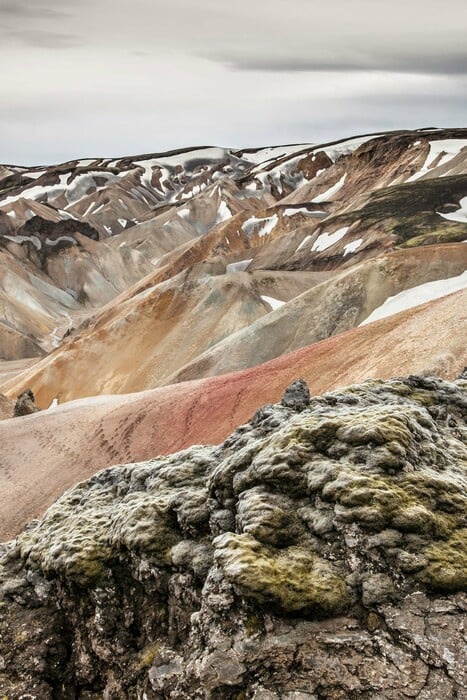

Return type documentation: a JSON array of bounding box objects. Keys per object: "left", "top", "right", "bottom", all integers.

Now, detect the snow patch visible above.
[
  {"left": 320, "top": 135, "right": 384, "bottom": 163},
  {"left": 22, "top": 170, "right": 46, "bottom": 180},
  {"left": 312, "top": 226, "right": 349, "bottom": 252},
  {"left": 3, "top": 234, "right": 42, "bottom": 249},
  {"left": 360, "top": 271, "right": 467, "bottom": 326},
  {"left": 283, "top": 207, "right": 327, "bottom": 217},
  {"left": 177, "top": 207, "right": 190, "bottom": 220},
  {"left": 240, "top": 144, "right": 312, "bottom": 166},
  {"left": 226, "top": 259, "right": 252, "bottom": 273},
  {"left": 295, "top": 235, "right": 312, "bottom": 252},
  {"left": 407, "top": 139, "right": 467, "bottom": 181},
  {"left": 343, "top": 238, "right": 363, "bottom": 256},
  {"left": 261, "top": 295, "right": 285, "bottom": 310},
  {"left": 437, "top": 197, "right": 467, "bottom": 223},
  {"left": 216, "top": 200, "right": 232, "bottom": 223},
  {"left": 45, "top": 236, "right": 76, "bottom": 246},
  {"left": 312, "top": 173, "right": 347, "bottom": 203},
  {"left": 242, "top": 214, "right": 279, "bottom": 238}
]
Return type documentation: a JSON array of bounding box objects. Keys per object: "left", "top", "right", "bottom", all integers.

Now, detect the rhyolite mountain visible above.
[
  {"left": 0, "top": 128, "right": 466, "bottom": 394},
  {"left": 0, "top": 127, "right": 466, "bottom": 539}
]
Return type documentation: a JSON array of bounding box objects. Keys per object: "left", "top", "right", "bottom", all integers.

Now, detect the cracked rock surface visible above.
[{"left": 0, "top": 374, "right": 466, "bottom": 698}]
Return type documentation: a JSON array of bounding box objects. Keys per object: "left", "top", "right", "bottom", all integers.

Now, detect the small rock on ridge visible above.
[
  {"left": 14, "top": 388, "right": 40, "bottom": 417},
  {"left": 281, "top": 378, "right": 311, "bottom": 411}
]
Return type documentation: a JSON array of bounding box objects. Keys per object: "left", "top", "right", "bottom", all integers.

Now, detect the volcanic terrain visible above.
[{"left": 0, "top": 128, "right": 466, "bottom": 538}]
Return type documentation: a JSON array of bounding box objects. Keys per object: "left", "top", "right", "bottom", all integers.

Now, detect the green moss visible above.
[
  {"left": 214, "top": 533, "right": 350, "bottom": 614},
  {"left": 324, "top": 470, "right": 463, "bottom": 538},
  {"left": 399, "top": 225, "right": 467, "bottom": 248},
  {"left": 72, "top": 557, "right": 107, "bottom": 585},
  {"left": 317, "top": 174, "right": 467, "bottom": 250},
  {"left": 422, "top": 530, "right": 467, "bottom": 592},
  {"left": 233, "top": 691, "right": 248, "bottom": 700},
  {"left": 135, "top": 642, "right": 161, "bottom": 670}
]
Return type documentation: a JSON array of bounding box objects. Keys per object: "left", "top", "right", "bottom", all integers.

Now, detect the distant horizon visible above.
[{"left": 4, "top": 124, "right": 466, "bottom": 168}]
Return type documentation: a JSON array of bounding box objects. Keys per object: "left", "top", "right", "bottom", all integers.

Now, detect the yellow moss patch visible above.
[
  {"left": 135, "top": 642, "right": 161, "bottom": 670},
  {"left": 214, "top": 533, "right": 350, "bottom": 614},
  {"left": 422, "top": 530, "right": 467, "bottom": 592}
]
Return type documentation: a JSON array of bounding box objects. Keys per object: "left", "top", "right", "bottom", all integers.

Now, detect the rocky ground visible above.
[{"left": 1, "top": 374, "right": 466, "bottom": 698}]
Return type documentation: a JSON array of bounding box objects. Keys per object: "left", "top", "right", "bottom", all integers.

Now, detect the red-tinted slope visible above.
[{"left": 0, "top": 288, "right": 465, "bottom": 540}]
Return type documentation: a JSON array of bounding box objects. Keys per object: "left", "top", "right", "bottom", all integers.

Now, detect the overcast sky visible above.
[{"left": 1, "top": 0, "right": 466, "bottom": 164}]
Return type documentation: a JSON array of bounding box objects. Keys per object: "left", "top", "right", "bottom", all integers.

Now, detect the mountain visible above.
[
  {"left": 1, "top": 374, "right": 465, "bottom": 697},
  {"left": 0, "top": 128, "right": 466, "bottom": 403}
]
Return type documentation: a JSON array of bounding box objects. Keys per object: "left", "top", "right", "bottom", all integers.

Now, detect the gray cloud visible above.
[
  {"left": 6, "top": 28, "right": 81, "bottom": 49},
  {"left": 213, "top": 52, "right": 467, "bottom": 76},
  {"left": 0, "top": 0, "right": 466, "bottom": 164},
  {"left": 0, "top": 1, "right": 68, "bottom": 18}
]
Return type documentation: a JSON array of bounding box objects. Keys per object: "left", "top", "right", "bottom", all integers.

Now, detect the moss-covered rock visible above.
[
  {"left": 214, "top": 533, "right": 350, "bottom": 614},
  {"left": 0, "top": 374, "right": 466, "bottom": 697}
]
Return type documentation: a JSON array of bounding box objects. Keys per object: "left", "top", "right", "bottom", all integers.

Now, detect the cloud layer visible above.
[{"left": 1, "top": 0, "right": 466, "bottom": 163}]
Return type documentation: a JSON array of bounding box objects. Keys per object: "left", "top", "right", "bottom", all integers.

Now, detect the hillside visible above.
[
  {"left": 1, "top": 128, "right": 466, "bottom": 405},
  {"left": 1, "top": 287, "right": 465, "bottom": 541}
]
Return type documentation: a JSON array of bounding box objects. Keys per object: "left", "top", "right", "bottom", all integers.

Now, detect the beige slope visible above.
[
  {"left": 167, "top": 244, "right": 467, "bottom": 384},
  {"left": 0, "top": 249, "right": 78, "bottom": 359},
  {"left": 0, "top": 288, "right": 465, "bottom": 541},
  {"left": 0, "top": 272, "right": 266, "bottom": 404},
  {"left": 3, "top": 243, "right": 464, "bottom": 403},
  {"left": 0, "top": 393, "right": 13, "bottom": 420},
  {"left": 0, "top": 266, "right": 326, "bottom": 405},
  {"left": 0, "top": 232, "right": 155, "bottom": 358}
]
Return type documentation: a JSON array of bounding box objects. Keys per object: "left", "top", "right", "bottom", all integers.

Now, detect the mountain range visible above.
[{"left": 0, "top": 127, "right": 466, "bottom": 698}]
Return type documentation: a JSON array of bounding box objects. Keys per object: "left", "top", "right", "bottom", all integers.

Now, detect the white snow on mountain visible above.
[
  {"left": 216, "top": 200, "right": 232, "bottom": 223},
  {"left": 261, "top": 295, "right": 285, "bottom": 310},
  {"left": 438, "top": 197, "right": 467, "bottom": 223},
  {"left": 407, "top": 139, "right": 467, "bottom": 181},
  {"left": 312, "top": 226, "right": 349, "bottom": 252},
  {"left": 360, "top": 271, "right": 467, "bottom": 325},
  {"left": 240, "top": 144, "right": 312, "bottom": 166},
  {"left": 282, "top": 207, "right": 327, "bottom": 218},
  {"left": 312, "top": 173, "right": 347, "bottom": 203},
  {"left": 295, "top": 235, "right": 312, "bottom": 252},
  {"left": 343, "top": 239, "right": 363, "bottom": 256},
  {"left": 242, "top": 214, "right": 279, "bottom": 238},
  {"left": 226, "top": 259, "right": 253, "bottom": 273}
]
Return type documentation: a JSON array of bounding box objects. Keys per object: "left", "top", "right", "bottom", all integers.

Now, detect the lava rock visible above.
[{"left": 281, "top": 378, "right": 311, "bottom": 411}]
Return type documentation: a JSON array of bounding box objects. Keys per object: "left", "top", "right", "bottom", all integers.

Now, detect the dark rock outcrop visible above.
[
  {"left": 13, "top": 388, "right": 40, "bottom": 417},
  {"left": 0, "top": 375, "right": 466, "bottom": 698},
  {"left": 281, "top": 378, "right": 311, "bottom": 411},
  {"left": 18, "top": 215, "right": 100, "bottom": 243}
]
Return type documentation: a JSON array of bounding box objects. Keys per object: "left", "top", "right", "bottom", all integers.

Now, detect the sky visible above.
[{"left": 1, "top": 0, "right": 466, "bottom": 164}]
